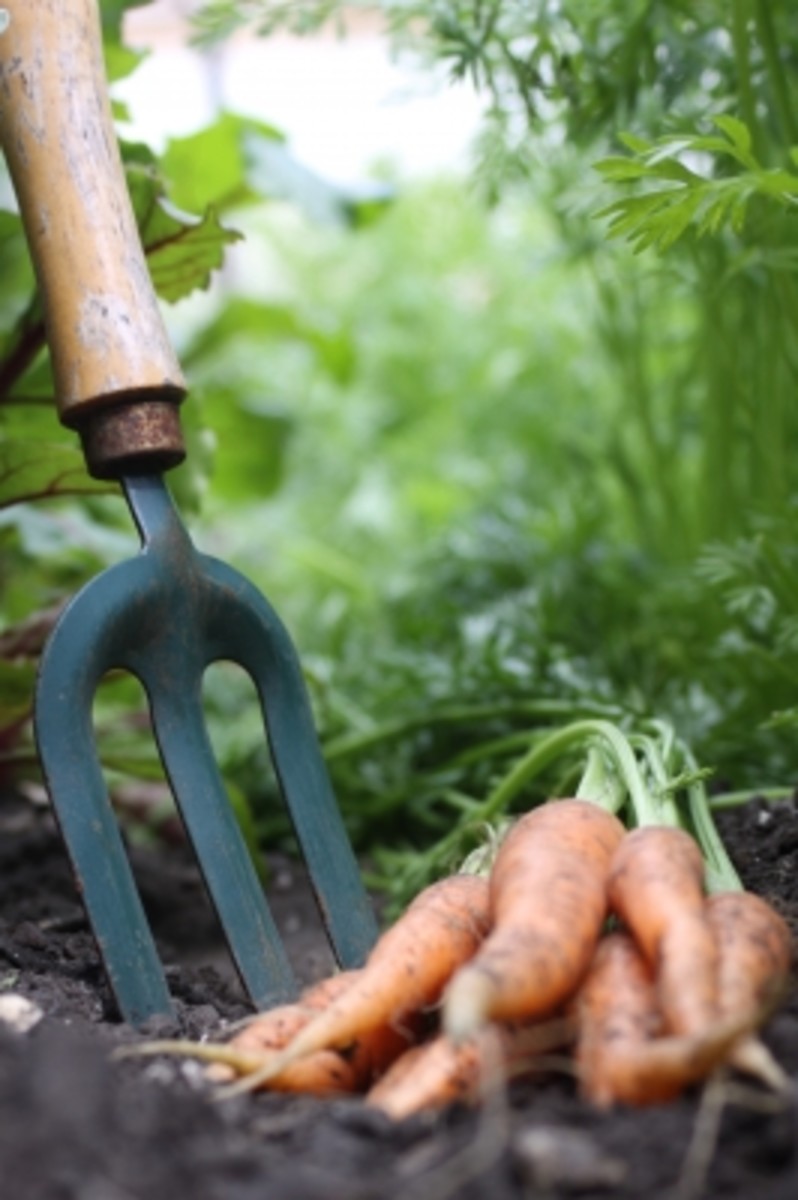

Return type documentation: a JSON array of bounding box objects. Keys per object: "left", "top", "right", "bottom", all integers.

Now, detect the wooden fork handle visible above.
[{"left": 0, "top": 0, "right": 186, "bottom": 477}]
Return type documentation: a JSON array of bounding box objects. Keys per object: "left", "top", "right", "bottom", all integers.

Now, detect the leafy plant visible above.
[{"left": 595, "top": 118, "right": 798, "bottom": 252}]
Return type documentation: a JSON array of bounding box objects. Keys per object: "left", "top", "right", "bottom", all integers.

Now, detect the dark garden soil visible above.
[{"left": 1, "top": 789, "right": 798, "bottom": 1200}]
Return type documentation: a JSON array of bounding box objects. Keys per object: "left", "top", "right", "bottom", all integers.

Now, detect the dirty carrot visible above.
[
  {"left": 202, "top": 971, "right": 361, "bottom": 1084},
  {"left": 118, "top": 965, "right": 417, "bottom": 1094},
  {"left": 224, "top": 971, "right": 360, "bottom": 1058},
  {"left": 367, "top": 1017, "right": 576, "bottom": 1120},
  {"left": 122, "top": 1035, "right": 364, "bottom": 1096},
  {"left": 576, "top": 930, "right": 750, "bottom": 1108},
  {"left": 443, "top": 799, "right": 626, "bottom": 1041},
  {"left": 607, "top": 825, "right": 718, "bottom": 1037},
  {"left": 707, "top": 890, "right": 793, "bottom": 1090},
  {"left": 222, "top": 872, "right": 492, "bottom": 1096},
  {"left": 115, "top": 971, "right": 366, "bottom": 1091}
]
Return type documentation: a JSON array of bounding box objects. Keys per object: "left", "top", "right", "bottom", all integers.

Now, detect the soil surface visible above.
[{"left": 1, "top": 789, "right": 797, "bottom": 1200}]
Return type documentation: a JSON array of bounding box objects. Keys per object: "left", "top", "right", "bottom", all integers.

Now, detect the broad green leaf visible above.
[
  {"left": 0, "top": 212, "right": 36, "bottom": 332},
  {"left": 162, "top": 112, "right": 283, "bottom": 215},
  {"left": 199, "top": 387, "right": 292, "bottom": 502},
  {"left": 145, "top": 202, "right": 241, "bottom": 302},
  {"left": 181, "top": 297, "right": 357, "bottom": 384},
  {"left": 121, "top": 140, "right": 160, "bottom": 170},
  {"left": 0, "top": 439, "right": 110, "bottom": 509},
  {"left": 128, "top": 170, "right": 242, "bottom": 301},
  {"left": 99, "top": 0, "right": 150, "bottom": 40},
  {"left": 104, "top": 42, "right": 146, "bottom": 84}
]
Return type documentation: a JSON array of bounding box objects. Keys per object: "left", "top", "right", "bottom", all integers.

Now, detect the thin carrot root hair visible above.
[
  {"left": 728, "top": 1036, "right": 791, "bottom": 1093},
  {"left": 114, "top": 1036, "right": 362, "bottom": 1096},
  {"left": 113, "top": 1038, "right": 266, "bottom": 1074}
]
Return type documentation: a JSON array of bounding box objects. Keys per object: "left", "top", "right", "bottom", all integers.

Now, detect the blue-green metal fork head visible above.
[{"left": 34, "top": 475, "right": 377, "bottom": 1028}]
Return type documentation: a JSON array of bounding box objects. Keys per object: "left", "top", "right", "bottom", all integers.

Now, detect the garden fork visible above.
[{"left": 0, "top": 0, "right": 378, "bottom": 1026}]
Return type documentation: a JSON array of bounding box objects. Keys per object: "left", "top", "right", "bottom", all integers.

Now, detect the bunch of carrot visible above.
[{"left": 126, "top": 722, "right": 794, "bottom": 1118}]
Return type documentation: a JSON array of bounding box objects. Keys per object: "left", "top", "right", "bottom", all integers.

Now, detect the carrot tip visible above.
[
  {"left": 442, "top": 968, "right": 494, "bottom": 1043},
  {"left": 730, "top": 1036, "right": 791, "bottom": 1093}
]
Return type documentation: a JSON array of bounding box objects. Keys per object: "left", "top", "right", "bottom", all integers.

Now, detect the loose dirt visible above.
[{"left": 0, "top": 789, "right": 797, "bottom": 1200}]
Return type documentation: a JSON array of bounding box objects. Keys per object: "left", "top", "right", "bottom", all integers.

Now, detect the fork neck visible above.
[{"left": 121, "top": 475, "right": 194, "bottom": 557}]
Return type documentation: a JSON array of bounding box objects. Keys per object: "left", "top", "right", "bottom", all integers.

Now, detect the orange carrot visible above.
[
  {"left": 225, "top": 971, "right": 360, "bottom": 1059},
  {"left": 607, "top": 825, "right": 718, "bottom": 1036},
  {"left": 708, "top": 890, "right": 792, "bottom": 1019},
  {"left": 124, "top": 968, "right": 414, "bottom": 1096},
  {"left": 119, "top": 971, "right": 366, "bottom": 1093},
  {"left": 443, "top": 799, "right": 625, "bottom": 1040},
  {"left": 129, "top": 1036, "right": 363, "bottom": 1096},
  {"left": 576, "top": 930, "right": 750, "bottom": 1108},
  {"left": 223, "top": 872, "right": 492, "bottom": 1095},
  {"left": 707, "top": 890, "right": 793, "bottom": 1089},
  {"left": 367, "top": 1018, "right": 575, "bottom": 1120}
]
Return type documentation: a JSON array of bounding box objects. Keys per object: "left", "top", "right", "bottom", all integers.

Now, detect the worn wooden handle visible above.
[{"left": 0, "top": 0, "right": 186, "bottom": 430}]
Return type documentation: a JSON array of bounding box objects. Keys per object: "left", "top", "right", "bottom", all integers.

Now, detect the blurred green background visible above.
[{"left": 2, "top": 0, "right": 797, "bottom": 901}]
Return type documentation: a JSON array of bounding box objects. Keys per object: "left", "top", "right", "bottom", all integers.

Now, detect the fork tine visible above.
[
  {"left": 35, "top": 574, "right": 175, "bottom": 1026},
  {"left": 198, "top": 557, "right": 381, "bottom": 968},
  {"left": 148, "top": 677, "right": 297, "bottom": 1010}
]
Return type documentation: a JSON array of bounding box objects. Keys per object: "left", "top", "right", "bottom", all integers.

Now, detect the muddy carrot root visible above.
[
  {"left": 607, "top": 825, "right": 718, "bottom": 1036},
  {"left": 576, "top": 930, "right": 750, "bottom": 1108},
  {"left": 708, "top": 890, "right": 793, "bottom": 1090},
  {"left": 367, "top": 1030, "right": 500, "bottom": 1119},
  {"left": 367, "top": 1017, "right": 576, "bottom": 1120},
  {"left": 118, "top": 1036, "right": 363, "bottom": 1095},
  {"left": 115, "top": 971, "right": 368, "bottom": 1091},
  {"left": 442, "top": 799, "right": 625, "bottom": 1040},
  {"left": 222, "top": 872, "right": 492, "bottom": 1096},
  {"left": 224, "top": 972, "right": 360, "bottom": 1058},
  {"left": 202, "top": 972, "right": 361, "bottom": 1084}
]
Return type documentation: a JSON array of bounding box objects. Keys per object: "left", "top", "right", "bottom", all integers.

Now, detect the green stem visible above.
[
  {"left": 322, "top": 698, "right": 623, "bottom": 761},
  {"left": 677, "top": 743, "right": 742, "bottom": 892},
  {"left": 709, "top": 786, "right": 795, "bottom": 810},
  {"left": 478, "top": 718, "right": 658, "bottom": 825},
  {"left": 439, "top": 789, "right": 481, "bottom": 814},
  {"left": 575, "top": 745, "right": 626, "bottom": 813},
  {"left": 754, "top": 0, "right": 798, "bottom": 147},
  {"left": 448, "top": 729, "right": 543, "bottom": 769},
  {"left": 628, "top": 734, "right": 680, "bottom": 826},
  {"left": 731, "top": 0, "right": 766, "bottom": 160}
]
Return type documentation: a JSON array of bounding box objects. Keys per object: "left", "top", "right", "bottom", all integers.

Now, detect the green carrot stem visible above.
[
  {"left": 628, "top": 734, "right": 681, "bottom": 827},
  {"left": 754, "top": 0, "right": 798, "bottom": 146},
  {"left": 479, "top": 718, "right": 659, "bottom": 825},
  {"left": 322, "top": 699, "right": 623, "bottom": 761},
  {"left": 676, "top": 742, "right": 742, "bottom": 892},
  {"left": 709, "top": 787, "right": 795, "bottom": 810},
  {"left": 575, "top": 744, "right": 626, "bottom": 814}
]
